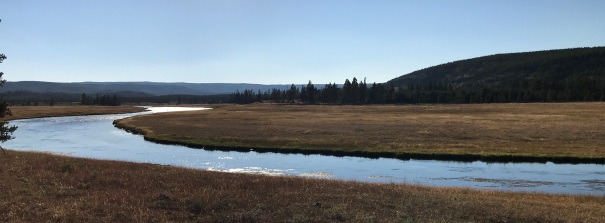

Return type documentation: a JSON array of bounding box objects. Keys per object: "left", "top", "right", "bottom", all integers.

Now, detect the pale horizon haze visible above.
[{"left": 1, "top": 0, "right": 604, "bottom": 84}]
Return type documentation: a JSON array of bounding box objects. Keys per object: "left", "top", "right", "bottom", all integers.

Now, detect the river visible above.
[{"left": 5, "top": 107, "right": 605, "bottom": 195}]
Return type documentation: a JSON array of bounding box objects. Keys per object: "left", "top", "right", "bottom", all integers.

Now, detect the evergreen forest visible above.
[{"left": 233, "top": 47, "right": 605, "bottom": 104}]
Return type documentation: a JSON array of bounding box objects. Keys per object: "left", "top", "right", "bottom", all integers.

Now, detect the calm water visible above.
[{"left": 5, "top": 107, "right": 605, "bottom": 195}]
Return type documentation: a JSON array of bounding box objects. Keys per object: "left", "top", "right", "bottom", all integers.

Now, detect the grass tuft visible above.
[{"left": 60, "top": 162, "right": 75, "bottom": 173}]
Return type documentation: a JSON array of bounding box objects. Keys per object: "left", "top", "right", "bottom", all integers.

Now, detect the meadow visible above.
[{"left": 115, "top": 103, "right": 605, "bottom": 162}]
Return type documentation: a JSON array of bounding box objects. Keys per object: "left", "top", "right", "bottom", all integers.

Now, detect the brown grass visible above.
[
  {"left": 6, "top": 106, "right": 145, "bottom": 121},
  {"left": 1, "top": 151, "right": 604, "bottom": 222},
  {"left": 116, "top": 103, "right": 605, "bottom": 160}
]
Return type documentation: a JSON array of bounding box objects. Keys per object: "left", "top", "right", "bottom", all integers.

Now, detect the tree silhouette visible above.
[
  {"left": 306, "top": 81, "right": 316, "bottom": 104},
  {"left": 0, "top": 19, "right": 18, "bottom": 153}
]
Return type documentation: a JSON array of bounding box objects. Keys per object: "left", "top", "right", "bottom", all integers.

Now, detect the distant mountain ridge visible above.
[
  {"left": 0, "top": 81, "right": 295, "bottom": 96},
  {"left": 388, "top": 47, "right": 605, "bottom": 88},
  {"left": 385, "top": 47, "right": 605, "bottom": 103}
]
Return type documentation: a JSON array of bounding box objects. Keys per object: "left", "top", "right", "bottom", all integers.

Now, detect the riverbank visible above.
[
  {"left": 1, "top": 150, "right": 603, "bottom": 222},
  {"left": 114, "top": 103, "right": 605, "bottom": 163}
]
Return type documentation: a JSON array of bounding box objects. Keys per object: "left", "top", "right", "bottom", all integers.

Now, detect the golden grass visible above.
[
  {"left": 116, "top": 103, "right": 605, "bottom": 160},
  {"left": 7, "top": 105, "right": 145, "bottom": 121},
  {"left": 1, "top": 151, "right": 603, "bottom": 222}
]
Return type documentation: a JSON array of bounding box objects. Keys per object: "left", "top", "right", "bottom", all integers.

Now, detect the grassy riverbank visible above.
[
  {"left": 115, "top": 103, "right": 605, "bottom": 163},
  {"left": 1, "top": 151, "right": 604, "bottom": 222}
]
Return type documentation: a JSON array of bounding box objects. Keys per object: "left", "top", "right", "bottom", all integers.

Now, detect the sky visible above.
[{"left": 1, "top": 0, "right": 604, "bottom": 84}]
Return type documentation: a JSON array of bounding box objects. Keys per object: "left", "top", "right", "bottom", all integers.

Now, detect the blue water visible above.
[{"left": 5, "top": 107, "right": 605, "bottom": 195}]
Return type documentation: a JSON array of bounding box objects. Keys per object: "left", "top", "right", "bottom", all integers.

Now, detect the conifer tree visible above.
[
  {"left": 342, "top": 79, "right": 352, "bottom": 104},
  {"left": 0, "top": 19, "right": 18, "bottom": 153},
  {"left": 351, "top": 77, "right": 359, "bottom": 103},
  {"left": 306, "top": 81, "right": 316, "bottom": 104},
  {"left": 287, "top": 84, "right": 297, "bottom": 103}
]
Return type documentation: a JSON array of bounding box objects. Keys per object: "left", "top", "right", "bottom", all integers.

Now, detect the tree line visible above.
[
  {"left": 0, "top": 91, "right": 231, "bottom": 106},
  {"left": 232, "top": 76, "right": 605, "bottom": 105},
  {"left": 233, "top": 77, "right": 393, "bottom": 104},
  {"left": 81, "top": 93, "right": 121, "bottom": 106}
]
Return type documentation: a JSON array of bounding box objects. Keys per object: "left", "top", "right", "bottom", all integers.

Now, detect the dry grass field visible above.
[
  {"left": 115, "top": 103, "right": 605, "bottom": 161},
  {"left": 1, "top": 151, "right": 604, "bottom": 222}
]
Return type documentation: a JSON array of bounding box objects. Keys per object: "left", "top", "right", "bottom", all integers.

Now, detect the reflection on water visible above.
[{"left": 4, "top": 107, "right": 605, "bottom": 195}]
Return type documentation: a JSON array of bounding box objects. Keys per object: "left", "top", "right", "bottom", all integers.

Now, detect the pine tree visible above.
[
  {"left": 306, "top": 81, "right": 316, "bottom": 104},
  {"left": 342, "top": 79, "right": 352, "bottom": 104},
  {"left": 351, "top": 77, "right": 359, "bottom": 103},
  {"left": 300, "top": 85, "right": 307, "bottom": 103},
  {"left": 287, "top": 84, "right": 297, "bottom": 103},
  {"left": 358, "top": 78, "right": 368, "bottom": 104},
  {"left": 0, "top": 20, "right": 18, "bottom": 153}
]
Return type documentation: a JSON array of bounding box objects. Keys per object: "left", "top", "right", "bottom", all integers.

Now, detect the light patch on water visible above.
[
  {"left": 367, "top": 175, "right": 395, "bottom": 179},
  {"left": 41, "top": 151, "right": 74, "bottom": 156},
  {"left": 222, "top": 167, "right": 291, "bottom": 176},
  {"left": 144, "top": 107, "right": 211, "bottom": 113},
  {"left": 449, "top": 166, "right": 483, "bottom": 173},
  {"left": 218, "top": 156, "right": 233, "bottom": 160},
  {"left": 432, "top": 177, "right": 556, "bottom": 188},
  {"left": 40, "top": 138, "right": 69, "bottom": 143},
  {"left": 298, "top": 172, "right": 334, "bottom": 179},
  {"left": 111, "top": 130, "right": 133, "bottom": 136}
]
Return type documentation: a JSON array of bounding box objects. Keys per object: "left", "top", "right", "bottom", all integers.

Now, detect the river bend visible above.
[{"left": 5, "top": 107, "right": 604, "bottom": 195}]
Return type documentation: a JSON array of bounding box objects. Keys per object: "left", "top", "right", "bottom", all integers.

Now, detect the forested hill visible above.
[{"left": 386, "top": 47, "right": 605, "bottom": 103}]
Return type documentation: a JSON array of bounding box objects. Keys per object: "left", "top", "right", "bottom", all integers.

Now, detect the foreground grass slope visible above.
[
  {"left": 1, "top": 151, "right": 604, "bottom": 222},
  {"left": 115, "top": 103, "right": 605, "bottom": 162}
]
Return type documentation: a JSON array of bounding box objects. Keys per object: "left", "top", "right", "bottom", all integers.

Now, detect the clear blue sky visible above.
[{"left": 1, "top": 0, "right": 604, "bottom": 84}]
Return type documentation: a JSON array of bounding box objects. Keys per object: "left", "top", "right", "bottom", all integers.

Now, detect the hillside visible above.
[
  {"left": 386, "top": 47, "right": 605, "bottom": 103},
  {"left": 0, "top": 82, "right": 292, "bottom": 96}
]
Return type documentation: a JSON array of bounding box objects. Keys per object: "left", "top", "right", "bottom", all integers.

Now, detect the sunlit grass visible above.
[{"left": 116, "top": 103, "right": 605, "bottom": 161}]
